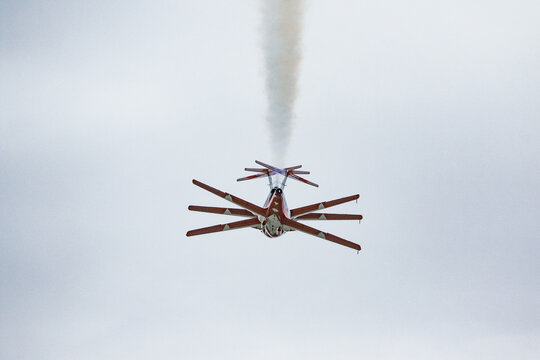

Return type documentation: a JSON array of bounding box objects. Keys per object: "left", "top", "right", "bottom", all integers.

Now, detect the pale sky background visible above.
[{"left": 1, "top": 1, "right": 539, "bottom": 359}]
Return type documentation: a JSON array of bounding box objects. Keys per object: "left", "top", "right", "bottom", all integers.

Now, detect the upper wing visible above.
[
  {"left": 282, "top": 218, "right": 361, "bottom": 251},
  {"left": 290, "top": 194, "right": 360, "bottom": 217},
  {"left": 192, "top": 179, "right": 266, "bottom": 217}
]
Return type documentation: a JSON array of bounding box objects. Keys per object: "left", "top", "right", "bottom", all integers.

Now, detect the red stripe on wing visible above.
[
  {"left": 186, "top": 217, "right": 260, "bottom": 237},
  {"left": 295, "top": 213, "right": 363, "bottom": 221},
  {"left": 282, "top": 218, "right": 361, "bottom": 251},
  {"left": 188, "top": 205, "right": 254, "bottom": 217},
  {"left": 290, "top": 194, "right": 359, "bottom": 217},
  {"left": 192, "top": 179, "right": 267, "bottom": 217}
]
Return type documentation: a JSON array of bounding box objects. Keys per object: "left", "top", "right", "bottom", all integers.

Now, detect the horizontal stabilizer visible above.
[
  {"left": 289, "top": 174, "right": 318, "bottom": 187},
  {"left": 239, "top": 160, "right": 317, "bottom": 187},
  {"left": 255, "top": 160, "right": 278, "bottom": 171},
  {"left": 237, "top": 173, "right": 268, "bottom": 182}
]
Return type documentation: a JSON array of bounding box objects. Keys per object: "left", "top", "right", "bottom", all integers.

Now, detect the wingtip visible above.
[{"left": 192, "top": 179, "right": 205, "bottom": 187}]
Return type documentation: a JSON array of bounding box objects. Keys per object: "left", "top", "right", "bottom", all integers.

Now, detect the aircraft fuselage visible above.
[{"left": 260, "top": 187, "right": 290, "bottom": 238}]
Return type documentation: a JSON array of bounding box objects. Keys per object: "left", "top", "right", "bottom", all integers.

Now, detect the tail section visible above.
[{"left": 237, "top": 160, "right": 319, "bottom": 188}]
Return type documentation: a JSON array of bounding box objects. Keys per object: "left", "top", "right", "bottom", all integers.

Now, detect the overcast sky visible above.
[{"left": 1, "top": 1, "right": 539, "bottom": 359}]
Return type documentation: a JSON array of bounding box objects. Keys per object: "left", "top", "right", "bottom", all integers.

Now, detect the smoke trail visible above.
[{"left": 262, "top": 0, "right": 304, "bottom": 166}]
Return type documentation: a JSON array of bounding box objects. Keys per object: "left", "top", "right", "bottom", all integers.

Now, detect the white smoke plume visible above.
[{"left": 262, "top": 0, "right": 304, "bottom": 167}]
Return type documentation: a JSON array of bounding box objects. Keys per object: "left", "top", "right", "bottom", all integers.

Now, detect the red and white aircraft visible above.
[{"left": 186, "top": 160, "right": 363, "bottom": 251}]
